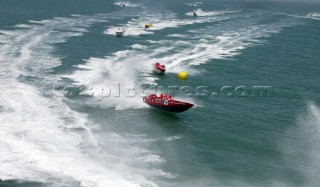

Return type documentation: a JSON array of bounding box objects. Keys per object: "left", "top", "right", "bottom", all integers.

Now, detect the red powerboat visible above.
[
  {"left": 143, "top": 94, "right": 193, "bottom": 113},
  {"left": 153, "top": 62, "right": 166, "bottom": 73}
]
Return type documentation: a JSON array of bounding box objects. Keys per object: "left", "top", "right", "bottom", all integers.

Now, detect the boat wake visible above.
[
  {"left": 0, "top": 1, "right": 310, "bottom": 186},
  {"left": 68, "top": 11, "right": 298, "bottom": 113},
  {"left": 307, "top": 12, "right": 320, "bottom": 20},
  {"left": 186, "top": 9, "right": 236, "bottom": 17},
  {"left": 308, "top": 12, "right": 320, "bottom": 18},
  {"left": 0, "top": 13, "right": 170, "bottom": 187},
  {"left": 104, "top": 8, "right": 239, "bottom": 36},
  {"left": 114, "top": 1, "right": 140, "bottom": 7}
]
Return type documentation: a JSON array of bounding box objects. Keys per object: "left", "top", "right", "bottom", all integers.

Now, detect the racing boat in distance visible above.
[
  {"left": 143, "top": 94, "right": 194, "bottom": 113},
  {"left": 115, "top": 27, "right": 125, "bottom": 37},
  {"left": 145, "top": 23, "right": 153, "bottom": 28},
  {"left": 193, "top": 11, "right": 198, "bottom": 16},
  {"left": 153, "top": 62, "right": 166, "bottom": 73}
]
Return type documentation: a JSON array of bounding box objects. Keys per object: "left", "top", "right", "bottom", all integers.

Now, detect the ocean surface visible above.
[{"left": 1, "top": 0, "right": 320, "bottom": 186}]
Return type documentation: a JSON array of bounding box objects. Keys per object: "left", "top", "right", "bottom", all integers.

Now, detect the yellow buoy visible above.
[{"left": 178, "top": 71, "right": 188, "bottom": 80}]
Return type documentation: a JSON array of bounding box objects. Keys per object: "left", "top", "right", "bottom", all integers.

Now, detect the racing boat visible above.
[
  {"left": 115, "top": 27, "right": 125, "bottom": 36},
  {"left": 193, "top": 11, "right": 198, "bottom": 16},
  {"left": 153, "top": 62, "right": 166, "bottom": 73},
  {"left": 143, "top": 94, "right": 194, "bottom": 113},
  {"left": 145, "top": 23, "right": 153, "bottom": 28}
]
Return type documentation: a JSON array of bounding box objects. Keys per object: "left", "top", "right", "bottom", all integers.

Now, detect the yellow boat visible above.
[{"left": 145, "top": 24, "right": 153, "bottom": 28}]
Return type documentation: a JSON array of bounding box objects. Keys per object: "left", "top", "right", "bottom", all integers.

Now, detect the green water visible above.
[{"left": 1, "top": 0, "right": 320, "bottom": 186}]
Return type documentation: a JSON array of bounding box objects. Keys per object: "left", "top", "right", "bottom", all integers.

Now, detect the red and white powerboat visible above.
[
  {"left": 153, "top": 62, "right": 166, "bottom": 73},
  {"left": 143, "top": 94, "right": 193, "bottom": 113}
]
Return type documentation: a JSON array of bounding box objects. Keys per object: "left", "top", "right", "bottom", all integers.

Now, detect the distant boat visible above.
[
  {"left": 145, "top": 23, "right": 153, "bottom": 28},
  {"left": 153, "top": 62, "right": 166, "bottom": 74},
  {"left": 115, "top": 27, "right": 125, "bottom": 37},
  {"left": 193, "top": 11, "right": 198, "bottom": 16},
  {"left": 308, "top": 13, "right": 320, "bottom": 18},
  {"left": 120, "top": 3, "right": 126, "bottom": 7}
]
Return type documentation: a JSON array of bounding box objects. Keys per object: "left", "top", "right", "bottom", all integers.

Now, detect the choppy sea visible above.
[{"left": 1, "top": 0, "right": 320, "bottom": 186}]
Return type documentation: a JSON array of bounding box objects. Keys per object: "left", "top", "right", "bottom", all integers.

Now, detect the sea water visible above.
[{"left": 1, "top": 0, "right": 320, "bottom": 186}]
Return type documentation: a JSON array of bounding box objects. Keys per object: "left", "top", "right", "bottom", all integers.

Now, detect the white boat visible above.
[{"left": 115, "top": 27, "right": 125, "bottom": 36}]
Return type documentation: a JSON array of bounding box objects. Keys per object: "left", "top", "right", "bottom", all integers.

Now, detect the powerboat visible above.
[
  {"left": 145, "top": 23, "right": 153, "bottom": 28},
  {"left": 193, "top": 11, "right": 198, "bottom": 16},
  {"left": 153, "top": 62, "right": 166, "bottom": 73},
  {"left": 143, "top": 94, "right": 194, "bottom": 113},
  {"left": 116, "top": 27, "right": 125, "bottom": 36}
]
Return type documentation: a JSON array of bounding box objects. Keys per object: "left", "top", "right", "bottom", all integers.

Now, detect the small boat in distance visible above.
[
  {"left": 115, "top": 27, "right": 125, "bottom": 37},
  {"left": 145, "top": 23, "right": 153, "bottom": 28},
  {"left": 193, "top": 11, "right": 198, "bottom": 16},
  {"left": 143, "top": 94, "right": 194, "bottom": 113},
  {"left": 153, "top": 62, "right": 166, "bottom": 73}
]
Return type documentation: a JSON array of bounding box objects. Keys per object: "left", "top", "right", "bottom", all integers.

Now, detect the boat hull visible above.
[
  {"left": 143, "top": 95, "right": 193, "bottom": 113},
  {"left": 145, "top": 24, "right": 153, "bottom": 28},
  {"left": 153, "top": 69, "right": 165, "bottom": 75},
  {"left": 116, "top": 31, "right": 124, "bottom": 37},
  {"left": 146, "top": 103, "right": 193, "bottom": 112},
  {"left": 153, "top": 63, "right": 166, "bottom": 73}
]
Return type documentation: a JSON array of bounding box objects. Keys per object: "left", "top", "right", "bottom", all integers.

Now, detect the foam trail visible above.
[
  {"left": 165, "top": 135, "right": 183, "bottom": 141},
  {"left": 186, "top": 9, "right": 234, "bottom": 17},
  {"left": 104, "top": 26, "right": 152, "bottom": 36},
  {"left": 270, "top": 11, "right": 320, "bottom": 21},
  {"left": 64, "top": 51, "right": 156, "bottom": 110},
  {"left": 104, "top": 10, "right": 178, "bottom": 36},
  {"left": 158, "top": 20, "right": 294, "bottom": 71},
  {"left": 104, "top": 9, "right": 238, "bottom": 36},
  {"left": 165, "top": 14, "right": 295, "bottom": 75},
  {"left": 0, "top": 13, "right": 168, "bottom": 187},
  {"left": 307, "top": 12, "right": 320, "bottom": 20},
  {"left": 75, "top": 12, "right": 297, "bottom": 110},
  {"left": 167, "top": 34, "right": 186, "bottom": 38},
  {"left": 114, "top": 1, "right": 140, "bottom": 7},
  {"left": 308, "top": 12, "right": 320, "bottom": 18}
]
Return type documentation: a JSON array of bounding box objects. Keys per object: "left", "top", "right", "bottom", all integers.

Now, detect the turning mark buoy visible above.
[{"left": 178, "top": 71, "right": 188, "bottom": 80}]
